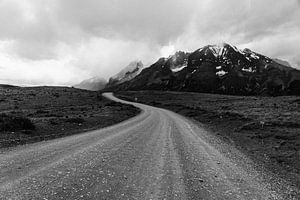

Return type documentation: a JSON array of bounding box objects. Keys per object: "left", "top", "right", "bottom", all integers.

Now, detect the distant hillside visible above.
[
  {"left": 107, "top": 43, "right": 300, "bottom": 96},
  {"left": 74, "top": 77, "right": 107, "bottom": 91},
  {"left": 0, "top": 84, "right": 19, "bottom": 88}
]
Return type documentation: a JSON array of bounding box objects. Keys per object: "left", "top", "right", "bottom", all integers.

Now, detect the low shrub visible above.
[
  {"left": 65, "top": 117, "right": 85, "bottom": 124},
  {"left": 53, "top": 93, "right": 60, "bottom": 98},
  {"left": 49, "top": 118, "right": 59, "bottom": 125},
  {"left": 35, "top": 109, "right": 49, "bottom": 114},
  {"left": 105, "top": 101, "right": 120, "bottom": 107},
  {"left": 0, "top": 113, "right": 35, "bottom": 132},
  {"left": 96, "top": 94, "right": 103, "bottom": 101}
]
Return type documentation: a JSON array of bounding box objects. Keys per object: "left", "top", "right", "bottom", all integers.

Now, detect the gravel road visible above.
[{"left": 0, "top": 93, "right": 298, "bottom": 200}]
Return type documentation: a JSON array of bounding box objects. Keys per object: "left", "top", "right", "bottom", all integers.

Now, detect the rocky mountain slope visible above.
[
  {"left": 106, "top": 61, "right": 143, "bottom": 88},
  {"left": 74, "top": 77, "right": 107, "bottom": 91},
  {"left": 107, "top": 43, "right": 300, "bottom": 96}
]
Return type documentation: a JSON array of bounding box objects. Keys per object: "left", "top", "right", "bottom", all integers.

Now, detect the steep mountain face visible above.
[
  {"left": 74, "top": 77, "right": 107, "bottom": 91},
  {"left": 107, "top": 51, "right": 190, "bottom": 91},
  {"left": 108, "top": 43, "right": 300, "bottom": 96},
  {"left": 106, "top": 61, "right": 143, "bottom": 88}
]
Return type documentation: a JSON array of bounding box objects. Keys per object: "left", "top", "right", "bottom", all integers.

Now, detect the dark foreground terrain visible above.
[
  {"left": 0, "top": 86, "right": 139, "bottom": 148},
  {"left": 116, "top": 91, "right": 300, "bottom": 187},
  {"left": 0, "top": 93, "right": 298, "bottom": 199}
]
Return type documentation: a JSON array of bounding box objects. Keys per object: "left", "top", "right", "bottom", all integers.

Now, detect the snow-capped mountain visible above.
[
  {"left": 106, "top": 61, "right": 143, "bottom": 87},
  {"left": 107, "top": 43, "right": 300, "bottom": 96},
  {"left": 189, "top": 43, "right": 272, "bottom": 74},
  {"left": 74, "top": 77, "right": 107, "bottom": 91}
]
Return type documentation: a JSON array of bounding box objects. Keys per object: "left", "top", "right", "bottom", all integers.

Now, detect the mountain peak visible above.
[
  {"left": 111, "top": 61, "right": 144, "bottom": 81},
  {"left": 107, "top": 60, "right": 144, "bottom": 87}
]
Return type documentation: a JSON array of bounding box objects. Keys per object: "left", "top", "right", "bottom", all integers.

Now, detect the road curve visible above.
[{"left": 0, "top": 93, "right": 298, "bottom": 200}]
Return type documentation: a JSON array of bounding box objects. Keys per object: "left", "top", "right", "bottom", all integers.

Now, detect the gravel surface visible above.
[{"left": 0, "top": 93, "right": 298, "bottom": 199}]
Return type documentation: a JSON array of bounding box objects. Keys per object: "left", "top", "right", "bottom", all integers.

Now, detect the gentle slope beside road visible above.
[{"left": 0, "top": 93, "right": 298, "bottom": 199}]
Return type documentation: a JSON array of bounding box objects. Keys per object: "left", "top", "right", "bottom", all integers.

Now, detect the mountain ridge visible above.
[{"left": 105, "top": 43, "right": 300, "bottom": 96}]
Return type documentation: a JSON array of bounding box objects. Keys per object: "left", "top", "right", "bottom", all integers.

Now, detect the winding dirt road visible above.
[{"left": 0, "top": 93, "right": 298, "bottom": 200}]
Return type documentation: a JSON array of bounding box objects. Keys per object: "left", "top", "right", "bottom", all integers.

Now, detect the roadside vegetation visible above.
[{"left": 0, "top": 86, "right": 139, "bottom": 148}]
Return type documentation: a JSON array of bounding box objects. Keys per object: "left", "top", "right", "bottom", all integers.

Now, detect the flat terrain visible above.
[
  {"left": 0, "top": 93, "right": 298, "bottom": 199},
  {"left": 116, "top": 91, "right": 300, "bottom": 188},
  {"left": 0, "top": 86, "right": 139, "bottom": 148}
]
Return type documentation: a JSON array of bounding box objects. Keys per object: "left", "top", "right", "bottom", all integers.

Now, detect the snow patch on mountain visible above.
[
  {"left": 199, "top": 43, "right": 244, "bottom": 59},
  {"left": 208, "top": 46, "right": 224, "bottom": 57},
  {"left": 216, "top": 70, "right": 227, "bottom": 76},
  {"left": 171, "top": 64, "right": 187, "bottom": 72},
  {"left": 231, "top": 44, "right": 244, "bottom": 54},
  {"left": 250, "top": 54, "right": 260, "bottom": 59},
  {"left": 242, "top": 67, "right": 255, "bottom": 72}
]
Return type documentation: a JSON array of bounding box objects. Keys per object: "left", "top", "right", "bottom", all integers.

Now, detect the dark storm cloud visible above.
[{"left": 0, "top": 0, "right": 299, "bottom": 85}]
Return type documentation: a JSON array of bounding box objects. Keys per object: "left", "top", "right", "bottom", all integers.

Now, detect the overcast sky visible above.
[{"left": 0, "top": 0, "right": 300, "bottom": 86}]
